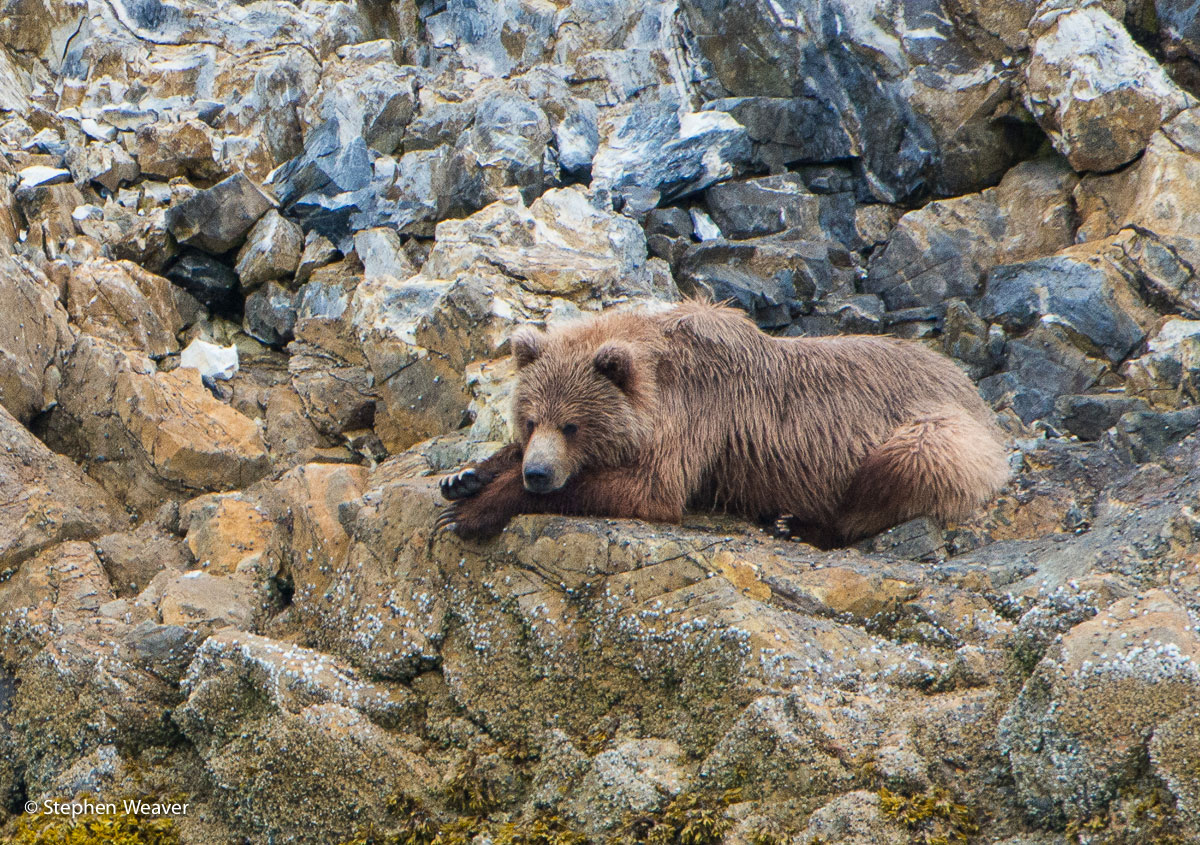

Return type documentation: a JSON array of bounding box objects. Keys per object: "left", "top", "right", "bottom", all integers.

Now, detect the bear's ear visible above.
[
  {"left": 511, "top": 328, "right": 544, "bottom": 369},
  {"left": 593, "top": 341, "right": 635, "bottom": 391}
]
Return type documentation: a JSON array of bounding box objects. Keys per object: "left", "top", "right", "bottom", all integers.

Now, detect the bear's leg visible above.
[
  {"left": 835, "top": 409, "right": 1009, "bottom": 543},
  {"left": 440, "top": 443, "right": 523, "bottom": 501},
  {"left": 440, "top": 461, "right": 685, "bottom": 540}
]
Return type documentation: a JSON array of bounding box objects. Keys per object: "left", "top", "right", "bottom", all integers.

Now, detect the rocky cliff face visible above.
[{"left": 2, "top": 0, "right": 1200, "bottom": 842}]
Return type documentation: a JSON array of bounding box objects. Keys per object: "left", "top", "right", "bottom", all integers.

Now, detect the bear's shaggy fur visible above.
[{"left": 439, "top": 300, "right": 1009, "bottom": 545}]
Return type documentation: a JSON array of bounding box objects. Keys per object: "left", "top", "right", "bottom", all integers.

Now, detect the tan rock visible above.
[
  {"left": 181, "top": 492, "right": 283, "bottom": 579},
  {"left": 94, "top": 524, "right": 192, "bottom": 597},
  {"left": 0, "top": 252, "right": 72, "bottom": 423},
  {"left": 0, "top": 541, "right": 116, "bottom": 670},
  {"left": 0, "top": 402, "right": 124, "bottom": 570},
  {"left": 159, "top": 571, "right": 257, "bottom": 630},
  {"left": 47, "top": 336, "right": 270, "bottom": 513},
  {"left": 1025, "top": 4, "right": 1192, "bottom": 172},
  {"left": 133, "top": 119, "right": 223, "bottom": 183},
  {"left": 66, "top": 259, "right": 183, "bottom": 358}
]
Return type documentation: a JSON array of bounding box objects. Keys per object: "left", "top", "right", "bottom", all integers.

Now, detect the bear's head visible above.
[{"left": 510, "top": 325, "right": 656, "bottom": 493}]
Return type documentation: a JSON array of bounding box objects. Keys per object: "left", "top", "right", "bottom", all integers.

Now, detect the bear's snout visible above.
[
  {"left": 523, "top": 463, "right": 556, "bottom": 493},
  {"left": 522, "top": 429, "right": 571, "bottom": 493}
]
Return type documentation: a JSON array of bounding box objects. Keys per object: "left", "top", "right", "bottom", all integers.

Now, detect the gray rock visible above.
[
  {"left": 166, "top": 250, "right": 241, "bottom": 314},
  {"left": 295, "top": 232, "right": 341, "bottom": 285},
  {"left": 705, "top": 173, "right": 858, "bottom": 247},
  {"left": 166, "top": 173, "right": 276, "bottom": 255},
  {"left": 701, "top": 96, "right": 857, "bottom": 176},
  {"left": 243, "top": 282, "right": 299, "bottom": 347},
  {"left": 867, "top": 158, "right": 1077, "bottom": 311},
  {"left": 1114, "top": 406, "right": 1200, "bottom": 463},
  {"left": 981, "top": 254, "right": 1152, "bottom": 364},
  {"left": 592, "top": 100, "right": 752, "bottom": 203},
  {"left": 678, "top": 234, "right": 853, "bottom": 328},
  {"left": 235, "top": 210, "right": 304, "bottom": 292},
  {"left": 1053, "top": 394, "right": 1153, "bottom": 442},
  {"left": 978, "top": 323, "right": 1109, "bottom": 423}
]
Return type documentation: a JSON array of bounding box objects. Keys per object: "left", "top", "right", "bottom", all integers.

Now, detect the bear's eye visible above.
[
  {"left": 561, "top": 423, "right": 578, "bottom": 436},
  {"left": 524, "top": 419, "right": 536, "bottom": 436}
]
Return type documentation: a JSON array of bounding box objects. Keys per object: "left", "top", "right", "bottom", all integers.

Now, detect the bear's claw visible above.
[
  {"left": 772, "top": 514, "right": 797, "bottom": 540},
  {"left": 440, "top": 468, "right": 486, "bottom": 501},
  {"left": 433, "top": 507, "right": 459, "bottom": 535}
]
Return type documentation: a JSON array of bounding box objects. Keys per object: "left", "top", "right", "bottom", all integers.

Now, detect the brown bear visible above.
[{"left": 438, "top": 299, "right": 1009, "bottom": 546}]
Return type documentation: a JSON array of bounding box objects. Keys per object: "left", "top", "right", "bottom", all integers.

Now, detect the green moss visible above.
[
  {"left": 609, "top": 788, "right": 741, "bottom": 845},
  {"left": 7, "top": 801, "right": 180, "bottom": 845},
  {"left": 443, "top": 754, "right": 499, "bottom": 815},
  {"left": 878, "top": 786, "right": 978, "bottom": 844},
  {"left": 492, "top": 813, "right": 589, "bottom": 845},
  {"left": 1064, "top": 781, "right": 1184, "bottom": 845}
]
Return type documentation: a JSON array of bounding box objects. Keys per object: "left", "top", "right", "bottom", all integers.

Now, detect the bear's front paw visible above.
[
  {"left": 440, "top": 468, "right": 489, "bottom": 501},
  {"left": 434, "top": 498, "right": 508, "bottom": 540}
]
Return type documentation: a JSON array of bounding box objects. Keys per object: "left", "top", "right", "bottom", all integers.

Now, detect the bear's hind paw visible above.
[{"left": 440, "top": 468, "right": 488, "bottom": 501}]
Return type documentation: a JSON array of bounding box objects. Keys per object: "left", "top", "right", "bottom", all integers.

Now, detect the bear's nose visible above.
[{"left": 523, "top": 464, "right": 554, "bottom": 493}]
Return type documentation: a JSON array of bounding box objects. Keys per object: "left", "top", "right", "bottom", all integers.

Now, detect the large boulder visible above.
[
  {"left": 867, "top": 158, "right": 1078, "bottom": 310},
  {"left": 1025, "top": 4, "right": 1192, "bottom": 172},
  {"left": 1000, "top": 590, "right": 1200, "bottom": 825},
  {"left": 46, "top": 337, "right": 270, "bottom": 514},
  {"left": 0, "top": 253, "right": 72, "bottom": 424},
  {"left": 0, "top": 403, "right": 124, "bottom": 571}
]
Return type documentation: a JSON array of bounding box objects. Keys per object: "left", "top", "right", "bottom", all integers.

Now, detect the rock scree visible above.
[{"left": 2, "top": 0, "right": 1200, "bottom": 842}]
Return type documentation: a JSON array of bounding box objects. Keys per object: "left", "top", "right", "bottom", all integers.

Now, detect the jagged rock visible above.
[
  {"left": 353, "top": 226, "right": 416, "bottom": 280},
  {"left": 1113, "top": 406, "right": 1200, "bottom": 463},
  {"left": 982, "top": 241, "right": 1158, "bottom": 365},
  {"left": 677, "top": 234, "right": 854, "bottom": 328},
  {"left": 166, "top": 172, "right": 276, "bottom": 255},
  {"left": 300, "top": 53, "right": 418, "bottom": 155},
  {"left": 244, "top": 281, "right": 299, "bottom": 347},
  {"left": 181, "top": 492, "right": 283, "bottom": 579},
  {"left": 166, "top": 250, "right": 240, "bottom": 313},
  {"left": 288, "top": 261, "right": 377, "bottom": 438},
  {"left": 1025, "top": 4, "right": 1192, "bottom": 172},
  {"left": 352, "top": 186, "right": 677, "bottom": 451},
  {"left": 942, "top": 299, "right": 1006, "bottom": 381},
  {"left": 65, "top": 259, "right": 182, "bottom": 359},
  {"left": 0, "top": 402, "right": 124, "bottom": 571},
  {"left": 46, "top": 336, "right": 269, "bottom": 513},
  {"left": 867, "top": 158, "right": 1077, "bottom": 310},
  {"left": 133, "top": 120, "right": 222, "bottom": 183},
  {"left": 15, "top": 180, "right": 84, "bottom": 257},
  {"left": 680, "top": 0, "right": 1033, "bottom": 200},
  {"left": 174, "top": 628, "right": 429, "bottom": 842},
  {"left": 64, "top": 142, "right": 139, "bottom": 193},
  {"left": 1053, "top": 394, "right": 1152, "bottom": 442},
  {"left": 1000, "top": 590, "right": 1200, "bottom": 823},
  {"left": 235, "top": 210, "right": 304, "bottom": 291},
  {"left": 592, "top": 101, "right": 752, "bottom": 203},
  {"left": 94, "top": 524, "right": 193, "bottom": 597},
  {"left": 979, "top": 322, "right": 1110, "bottom": 423},
  {"left": 295, "top": 232, "right": 340, "bottom": 284},
  {"left": 705, "top": 172, "right": 858, "bottom": 248},
  {"left": 0, "top": 253, "right": 72, "bottom": 423},
  {"left": 1122, "top": 318, "right": 1200, "bottom": 408}
]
